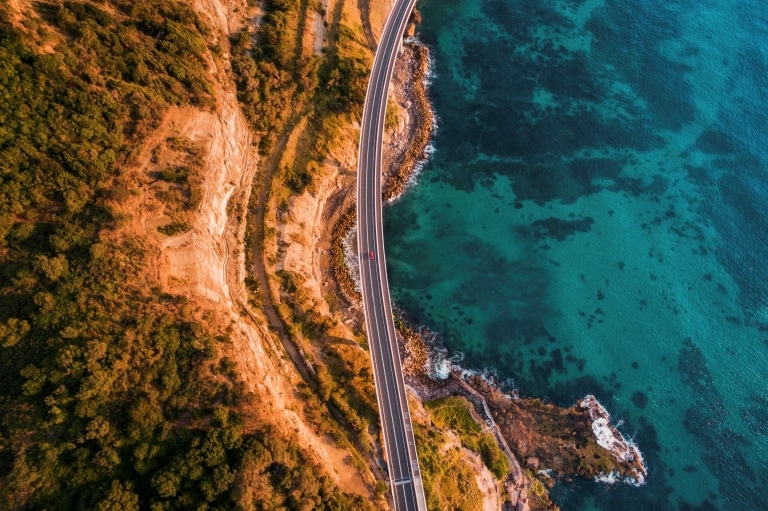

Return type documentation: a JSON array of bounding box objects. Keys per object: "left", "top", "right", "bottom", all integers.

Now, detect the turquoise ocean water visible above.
[{"left": 384, "top": 0, "right": 768, "bottom": 508}]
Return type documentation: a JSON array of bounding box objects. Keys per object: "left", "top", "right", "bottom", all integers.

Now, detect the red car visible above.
[{"left": 369, "top": 250, "right": 375, "bottom": 260}]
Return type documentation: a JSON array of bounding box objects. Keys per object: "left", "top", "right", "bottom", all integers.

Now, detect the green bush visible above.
[
  {"left": 160, "top": 166, "right": 190, "bottom": 184},
  {"left": 479, "top": 433, "right": 510, "bottom": 479},
  {"left": 158, "top": 221, "right": 191, "bottom": 236},
  {"left": 426, "top": 397, "right": 510, "bottom": 479}
]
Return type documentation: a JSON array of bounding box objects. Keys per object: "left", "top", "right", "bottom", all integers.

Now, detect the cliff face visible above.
[
  {"left": 134, "top": 0, "right": 372, "bottom": 497},
  {"left": 159, "top": 102, "right": 253, "bottom": 307}
]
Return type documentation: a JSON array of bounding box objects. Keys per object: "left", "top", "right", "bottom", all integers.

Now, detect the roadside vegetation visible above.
[
  {"left": 231, "top": 0, "right": 369, "bottom": 161},
  {"left": 0, "top": 2, "right": 369, "bottom": 509},
  {"left": 232, "top": 0, "right": 383, "bottom": 465},
  {"left": 425, "top": 396, "right": 510, "bottom": 479},
  {"left": 411, "top": 396, "right": 505, "bottom": 511}
]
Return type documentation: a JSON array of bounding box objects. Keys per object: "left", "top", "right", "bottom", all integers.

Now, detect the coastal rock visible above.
[
  {"left": 578, "top": 395, "right": 647, "bottom": 485},
  {"left": 472, "top": 379, "right": 646, "bottom": 485},
  {"left": 399, "top": 322, "right": 647, "bottom": 509}
]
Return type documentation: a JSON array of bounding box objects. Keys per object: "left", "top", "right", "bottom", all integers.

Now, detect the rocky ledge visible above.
[
  {"left": 330, "top": 38, "right": 434, "bottom": 307},
  {"left": 401, "top": 326, "right": 647, "bottom": 511},
  {"left": 476, "top": 381, "right": 646, "bottom": 485}
]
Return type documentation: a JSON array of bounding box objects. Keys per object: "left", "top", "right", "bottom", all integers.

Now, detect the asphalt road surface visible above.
[{"left": 356, "top": 0, "right": 427, "bottom": 510}]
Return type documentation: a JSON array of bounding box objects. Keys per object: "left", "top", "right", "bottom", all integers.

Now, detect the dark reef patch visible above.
[
  {"left": 631, "top": 391, "right": 648, "bottom": 409},
  {"left": 708, "top": 160, "right": 768, "bottom": 312},
  {"left": 696, "top": 128, "right": 736, "bottom": 155},
  {"left": 677, "top": 338, "right": 727, "bottom": 424},
  {"left": 742, "top": 395, "right": 768, "bottom": 436},
  {"left": 677, "top": 339, "right": 768, "bottom": 509},
  {"left": 585, "top": 0, "right": 696, "bottom": 130},
  {"left": 516, "top": 216, "right": 595, "bottom": 241}
]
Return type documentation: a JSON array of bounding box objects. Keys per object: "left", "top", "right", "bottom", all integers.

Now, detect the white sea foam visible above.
[
  {"left": 413, "top": 325, "right": 452, "bottom": 379},
  {"left": 402, "top": 142, "right": 436, "bottom": 190},
  {"left": 594, "top": 470, "right": 645, "bottom": 487},
  {"left": 411, "top": 324, "right": 523, "bottom": 399},
  {"left": 386, "top": 142, "right": 437, "bottom": 202},
  {"left": 579, "top": 395, "right": 648, "bottom": 486},
  {"left": 433, "top": 357, "right": 452, "bottom": 379},
  {"left": 405, "top": 36, "right": 438, "bottom": 88},
  {"left": 418, "top": 328, "right": 515, "bottom": 394},
  {"left": 593, "top": 471, "right": 620, "bottom": 484},
  {"left": 418, "top": 40, "right": 440, "bottom": 133},
  {"left": 387, "top": 38, "right": 439, "bottom": 204}
]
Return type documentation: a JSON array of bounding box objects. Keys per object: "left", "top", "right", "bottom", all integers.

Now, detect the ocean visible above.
[{"left": 383, "top": 0, "right": 768, "bottom": 509}]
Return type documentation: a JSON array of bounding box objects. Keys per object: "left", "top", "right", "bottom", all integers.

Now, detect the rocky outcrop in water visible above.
[
  {"left": 401, "top": 326, "right": 647, "bottom": 509},
  {"left": 578, "top": 395, "right": 647, "bottom": 485},
  {"left": 475, "top": 381, "right": 647, "bottom": 485}
]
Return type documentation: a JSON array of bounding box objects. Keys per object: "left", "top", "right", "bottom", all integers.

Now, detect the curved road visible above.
[{"left": 356, "top": 0, "right": 427, "bottom": 510}]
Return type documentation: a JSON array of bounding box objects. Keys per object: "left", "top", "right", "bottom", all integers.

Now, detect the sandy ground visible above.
[
  {"left": 312, "top": 11, "right": 325, "bottom": 55},
  {"left": 368, "top": 0, "right": 395, "bottom": 42}
]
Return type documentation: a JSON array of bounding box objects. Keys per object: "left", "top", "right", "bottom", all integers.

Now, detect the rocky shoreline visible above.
[
  {"left": 330, "top": 37, "right": 435, "bottom": 307},
  {"left": 382, "top": 39, "right": 435, "bottom": 202},
  {"left": 327, "top": 24, "right": 647, "bottom": 511},
  {"left": 399, "top": 323, "right": 647, "bottom": 511}
]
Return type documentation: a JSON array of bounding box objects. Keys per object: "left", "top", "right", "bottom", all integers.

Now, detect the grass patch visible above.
[
  {"left": 426, "top": 396, "right": 510, "bottom": 479},
  {"left": 413, "top": 415, "right": 483, "bottom": 511}
]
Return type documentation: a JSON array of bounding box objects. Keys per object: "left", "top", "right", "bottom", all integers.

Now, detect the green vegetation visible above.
[
  {"left": 232, "top": 0, "right": 381, "bottom": 460},
  {"left": 426, "top": 396, "right": 483, "bottom": 437},
  {"left": 412, "top": 414, "right": 483, "bottom": 511},
  {"left": 231, "top": 0, "right": 317, "bottom": 157},
  {"left": 273, "top": 270, "right": 379, "bottom": 443},
  {"left": 478, "top": 433, "right": 510, "bottom": 480},
  {"left": 385, "top": 99, "right": 399, "bottom": 130},
  {"left": 158, "top": 221, "right": 191, "bottom": 236},
  {"left": 526, "top": 468, "right": 551, "bottom": 502},
  {"left": 0, "top": 2, "right": 369, "bottom": 509},
  {"left": 426, "top": 396, "right": 510, "bottom": 479},
  {"left": 230, "top": 0, "right": 369, "bottom": 167},
  {"left": 152, "top": 136, "right": 204, "bottom": 233}
]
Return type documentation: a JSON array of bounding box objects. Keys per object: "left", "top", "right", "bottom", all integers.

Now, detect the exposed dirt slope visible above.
[{"left": 122, "top": 0, "right": 371, "bottom": 498}]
